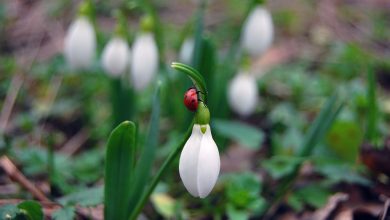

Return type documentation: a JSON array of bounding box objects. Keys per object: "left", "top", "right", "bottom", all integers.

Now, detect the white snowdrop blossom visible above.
[
  {"left": 179, "top": 38, "right": 194, "bottom": 65},
  {"left": 241, "top": 5, "right": 273, "bottom": 57},
  {"left": 101, "top": 37, "right": 130, "bottom": 77},
  {"left": 228, "top": 72, "right": 258, "bottom": 116},
  {"left": 64, "top": 16, "right": 96, "bottom": 70},
  {"left": 130, "top": 33, "right": 158, "bottom": 91},
  {"left": 179, "top": 124, "right": 220, "bottom": 198}
]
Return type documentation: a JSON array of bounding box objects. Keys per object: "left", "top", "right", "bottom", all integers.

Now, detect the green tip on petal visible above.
[
  {"left": 140, "top": 15, "right": 154, "bottom": 33},
  {"left": 200, "top": 125, "right": 207, "bottom": 134},
  {"left": 78, "top": 0, "right": 93, "bottom": 19}
]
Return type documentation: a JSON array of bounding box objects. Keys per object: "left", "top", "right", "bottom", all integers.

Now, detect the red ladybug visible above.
[{"left": 184, "top": 87, "right": 199, "bottom": 111}]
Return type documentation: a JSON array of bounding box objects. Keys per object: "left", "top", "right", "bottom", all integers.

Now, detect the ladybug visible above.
[{"left": 184, "top": 87, "right": 201, "bottom": 112}]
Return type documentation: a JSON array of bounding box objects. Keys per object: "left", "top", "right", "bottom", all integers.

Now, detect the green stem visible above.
[
  {"left": 366, "top": 67, "right": 378, "bottom": 147},
  {"left": 192, "top": 0, "right": 206, "bottom": 69},
  {"left": 129, "top": 120, "right": 194, "bottom": 220},
  {"left": 171, "top": 62, "right": 208, "bottom": 102}
]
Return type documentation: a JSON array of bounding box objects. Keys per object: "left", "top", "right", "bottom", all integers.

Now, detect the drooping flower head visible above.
[
  {"left": 130, "top": 15, "right": 159, "bottom": 91},
  {"left": 179, "top": 102, "right": 220, "bottom": 198},
  {"left": 241, "top": 4, "right": 273, "bottom": 57},
  {"left": 101, "top": 37, "right": 130, "bottom": 77},
  {"left": 64, "top": 2, "right": 96, "bottom": 70},
  {"left": 228, "top": 72, "right": 259, "bottom": 116}
]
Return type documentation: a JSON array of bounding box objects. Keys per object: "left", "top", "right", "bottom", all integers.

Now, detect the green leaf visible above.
[
  {"left": 171, "top": 62, "right": 208, "bottom": 102},
  {"left": 58, "top": 186, "right": 103, "bottom": 207},
  {"left": 128, "top": 85, "right": 160, "bottom": 215},
  {"left": 262, "top": 156, "right": 304, "bottom": 179},
  {"left": 226, "top": 172, "right": 262, "bottom": 209},
  {"left": 227, "top": 204, "right": 249, "bottom": 220},
  {"left": 104, "top": 121, "right": 136, "bottom": 220},
  {"left": 17, "top": 200, "right": 43, "bottom": 220},
  {"left": 295, "top": 184, "right": 332, "bottom": 208},
  {"left": 300, "top": 94, "right": 344, "bottom": 157},
  {"left": 326, "top": 120, "right": 363, "bottom": 162},
  {"left": 198, "top": 37, "right": 216, "bottom": 93},
  {"left": 366, "top": 67, "right": 378, "bottom": 145},
  {"left": 110, "top": 78, "right": 134, "bottom": 128},
  {"left": 287, "top": 193, "right": 304, "bottom": 212},
  {"left": 52, "top": 207, "right": 75, "bottom": 220},
  {"left": 212, "top": 119, "right": 264, "bottom": 149},
  {"left": 192, "top": 0, "right": 206, "bottom": 70}
]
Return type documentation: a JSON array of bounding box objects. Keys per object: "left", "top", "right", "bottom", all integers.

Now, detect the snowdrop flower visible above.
[
  {"left": 241, "top": 5, "right": 273, "bottom": 57},
  {"left": 179, "top": 103, "right": 220, "bottom": 198},
  {"left": 64, "top": 16, "right": 96, "bottom": 70},
  {"left": 101, "top": 37, "right": 130, "bottom": 77},
  {"left": 228, "top": 72, "right": 258, "bottom": 116},
  {"left": 130, "top": 33, "right": 158, "bottom": 91},
  {"left": 179, "top": 38, "right": 194, "bottom": 65}
]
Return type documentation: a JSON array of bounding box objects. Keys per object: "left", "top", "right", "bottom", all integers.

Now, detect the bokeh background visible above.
[{"left": 0, "top": 0, "right": 390, "bottom": 219}]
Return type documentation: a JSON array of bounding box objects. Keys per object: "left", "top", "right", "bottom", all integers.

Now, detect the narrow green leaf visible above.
[
  {"left": 171, "top": 62, "right": 208, "bottom": 102},
  {"left": 199, "top": 37, "right": 216, "bottom": 96},
  {"left": 104, "top": 121, "right": 136, "bottom": 220},
  {"left": 366, "top": 67, "right": 378, "bottom": 146},
  {"left": 129, "top": 120, "right": 194, "bottom": 220},
  {"left": 212, "top": 119, "right": 264, "bottom": 149},
  {"left": 263, "top": 94, "right": 344, "bottom": 215},
  {"left": 192, "top": 0, "right": 206, "bottom": 69},
  {"left": 300, "top": 94, "right": 344, "bottom": 157},
  {"left": 110, "top": 78, "right": 134, "bottom": 128},
  {"left": 128, "top": 84, "right": 160, "bottom": 215},
  {"left": 17, "top": 200, "right": 43, "bottom": 220}
]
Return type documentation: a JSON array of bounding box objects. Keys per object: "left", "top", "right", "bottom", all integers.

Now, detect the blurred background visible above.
[{"left": 0, "top": 0, "right": 390, "bottom": 219}]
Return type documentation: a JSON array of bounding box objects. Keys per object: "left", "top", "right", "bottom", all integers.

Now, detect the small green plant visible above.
[{"left": 104, "top": 62, "right": 220, "bottom": 219}]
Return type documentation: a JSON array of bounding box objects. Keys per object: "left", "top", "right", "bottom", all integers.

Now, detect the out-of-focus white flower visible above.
[
  {"left": 228, "top": 72, "right": 258, "bottom": 116},
  {"left": 101, "top": 37, "right": 130, "bottom": 77},
  {"left": 130, "top": 33, "right": 158, "bottom": 91},
  {"left": 241, "top": 5, "right": 273, "bottom": 57},
  {"left": 179, "top": 38, "right": 194, "bottom": 65},
  {"left": 64, "top": 16, "right": 96, "bottom": 70},
  {"left": 179, "top": 124, "right": 220, "bottom": 198}
]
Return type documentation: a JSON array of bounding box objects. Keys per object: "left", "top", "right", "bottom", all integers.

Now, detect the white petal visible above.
[
  {"left": 197, "top": 125, "right": 220, "bottom": 198},
  {"left": 64, "top": 17, "right": 96, "bottom": 70},
  {"left": 101, "top": 37, "right": 130, "bottom": 77},
  {"left": 179, "top": 38, "right": 194, "bottom": 65},
  {"left": 130, "top": 33, "right": 159, "bottom": 91},
  {"left": 228, "top": 72, "right": 258, "bottom": 116},
  {"left": 179, "top": 124, "right": 203, "bottom": 197},
  {"left": 241, "top": 6, "right": 273, "bottom": 56}
]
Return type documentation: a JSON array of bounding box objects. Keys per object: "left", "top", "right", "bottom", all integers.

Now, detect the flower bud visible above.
[
  {"left": 64, "top": 16, "right": 96, "bottom": 70},
  {"left": 130, "top": 33, "right": 159, "bottom": 91},
  {"left": 101, "top": 37, "right": 130, "bottom": 77},
  {"left": 241, "top": 5, "right": 273, "bottom": 57},
  {"left": 179, "top": 38, "right": 194, "bottom": 65},
  {"left": 179, "top": 124, "right": 220, "bottom": 198},
  {"left": 228, "top": 72, "right": 258, "bottom": 116}
]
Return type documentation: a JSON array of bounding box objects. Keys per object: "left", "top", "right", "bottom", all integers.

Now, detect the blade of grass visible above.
[
  {"left": 192, "top": 0, "right": 207, "bottom": 69},
  {"left": 110, "top": 78, "right": 134, "bottom": 128},
  {"left": 127, "top": 84, "right": 161, "bottom": 215},
  {"left": 263, "top": 94, "right": 344, "bottom": 217},
  {"left": 366, "top": 67, "right": 378, "bottom": 147},
  {"left": 104, "top": 121, "right": 136, "bottom": 220}
]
